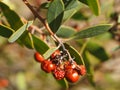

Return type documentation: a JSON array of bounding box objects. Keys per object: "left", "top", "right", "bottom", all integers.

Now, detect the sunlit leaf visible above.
[
  {"left": 72, "top": 24, "right": 112, "bottom": 39},
  {"left": 87, "top": 0, "right": 100, "bottom": 15},
  {"left": 8, "top": 21, "right": 33, "bottom": 43},
  {"left": 47, "top": 0, "right": 64, "bottom": 33}
]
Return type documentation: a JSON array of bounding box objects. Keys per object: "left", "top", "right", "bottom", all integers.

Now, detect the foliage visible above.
[{"left": 0, "top": 0, "right": 113, "bottom": 90}]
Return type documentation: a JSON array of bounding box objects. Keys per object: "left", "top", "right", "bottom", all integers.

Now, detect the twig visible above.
[{"left": 22, "top": 0, "right": 73, "bottom": 61}]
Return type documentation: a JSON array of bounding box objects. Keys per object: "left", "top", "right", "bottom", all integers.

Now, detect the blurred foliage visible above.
[{"left": 0, "top": 0, "right": 120, "bottom": 90}]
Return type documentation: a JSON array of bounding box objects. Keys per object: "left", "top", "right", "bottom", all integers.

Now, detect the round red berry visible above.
[
  {"left": 41, "top": 60, "right": 56, "bottom": 73},
  {"left": 53, "top": 67, "right": 65, "bottom": 80},
  {"left": 34, "top": 52, "right": 45, "bottom": 63},
  {"left": 65, "top": 69, "right": 79, "bottom": 83},
  {"left": 64, "top": 61, "right": 77, "bottom": 70},
  {"left": 51, "top": 50, "right": 60, "bottom": 59}
]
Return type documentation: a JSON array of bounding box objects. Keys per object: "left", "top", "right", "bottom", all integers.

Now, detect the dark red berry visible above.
[
  {"left": 34, "top": 52, "right": 45, "bottom": 63},
  {"left": 41, "top": 60, "right": 56, "bottom": 73},
  {"left": 53, "top": 67, "right": 65, "bottom": 80},
  {"left": 65, "top": 69, "right": 79, "bottom": 83},
  {"left": 51, "top": 50, "right": 61, "bottom": 59},
  {"left": 77, "top": 65, "right": 86, "bottom": 76}
]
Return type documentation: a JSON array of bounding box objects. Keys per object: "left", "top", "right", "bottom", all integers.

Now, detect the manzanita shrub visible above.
[{"left": 0, "top": 0, "right": 112, "bottom": 89}]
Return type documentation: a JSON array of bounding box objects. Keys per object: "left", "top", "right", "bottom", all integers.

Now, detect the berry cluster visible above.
[{"left": 34, "top": 50, "right": 86, "bottom": 83}]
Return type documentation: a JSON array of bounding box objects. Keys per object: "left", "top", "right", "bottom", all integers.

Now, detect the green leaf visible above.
[
  {"left": 57, "top": 79, "right": 68, "bottom": 90},
  {"left": 40, "top": 2, "right": 50, "bottom": 9},
  {"left": 32, "top": 35, "right": 49, "bottom": 55},
  {"left": 43, "top": 47, "right": 58, "bottom": 59},
  {"left": 82, "top": 51, "right": 95, "bottom": 86},
  {"left": 72, "top": 11, "right": 88, "bottom": 20},
  {"left": 118, "top": 15, "right": 120, "bottom": 23},
  {"left": 87, "top": 0, "right": 100, "bottom": 16},
  {"left": 86, "top": 41, "right": 109, "bottom": 61},
  {"left": 19, "top": 31, "right": 34, "bottom": 49},
  {"left": 47, "top": 0, "right": 64, "bottom": 33},
  {"left": 79, "top": 0, "right": 88, "bottom": 5},
  {"left": 79, "top": 0, "right": 100, "bottom": 15},
  {"left": 56, "top": 26, "right": 76, "bottom": 38},
  {"left": 73, "top": 24, "right": 112, "bottom": 39},
  {"left": 8, "top": 21, "right": 33, "bottom": 43},
  {"left": 63, "top": 0, "right": 82, "bottom": 21},
  {"left": 64, "top": 43, "right": 84, "bottom": 65},
  {"left": 0, "top": 24, "right": 14, "bottom": 38},
  {"left": 0, "top": 2, "right": 23, "bottom": 30}
]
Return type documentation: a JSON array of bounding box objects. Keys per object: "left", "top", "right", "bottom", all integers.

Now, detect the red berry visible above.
[
  {"left": 51, "top": 50, "right": 60, "bottom": 59},
  {"left": 41, "top": 60, "right": 56, "bottom": 73},
  {"left": 65, "top": 69, "right": 79, "bottom": 83},
  {"left": 77, "top": 65, "right": 86, "bottom": 76},
  {"left": 34, "top": 52, "right": 45, "bottom": 63},
  {"left": 53, "top": 67, "right": 65, "bottom": 80},
  {"left": 64, "top": 61, "right": 77, "bottom": 70}
]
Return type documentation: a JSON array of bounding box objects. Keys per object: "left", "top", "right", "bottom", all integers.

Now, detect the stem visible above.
[
  {"left": 23, "top": 0, "right": 72, "bottom": 60},
  {"left": 23, "top": 0, "right": 54, "bottom": 35},
  {"left": 23, "top": 0, "right": 66, "bottom": 46}
]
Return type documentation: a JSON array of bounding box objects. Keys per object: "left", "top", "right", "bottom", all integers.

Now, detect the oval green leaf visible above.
[
  {"left": 0, "top": 2, "right": 23, "bottom": 30},
  {"left": 0, "top": 24, "right": 14, "bottom": 38},
  {"left": 32, "top": 35, "right": 49, "bottom": 55},
  {"left": 87, "top": 0, "right": 100, "bottom": 16},
  {"left": 86, "top": 41, "right": 109, "bottom": 61},
  {"left": 47, "top": 0, "right": 64, "bottom": 33},
  {"left": 82, "top": 51, "right": 95, "bottom": 86},
  {"left": 72, "top": 24, "right": 112, "bottom": 39},
  {"left": 8, "top": 21, "right": 33, "bottom": 43},
  {"left": 56, "top": 26, "right": 76, "bottom": 38}
]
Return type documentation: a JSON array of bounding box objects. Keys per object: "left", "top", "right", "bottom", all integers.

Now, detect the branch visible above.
[{"left": 23, "top": 0, "right": 54, "bottom": 35}]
